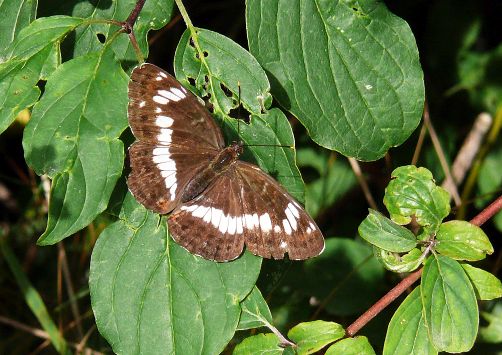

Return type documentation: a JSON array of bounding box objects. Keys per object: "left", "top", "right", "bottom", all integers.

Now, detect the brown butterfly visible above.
[{"left": 127, "top": 63, "right": 324, "bottom": 261}]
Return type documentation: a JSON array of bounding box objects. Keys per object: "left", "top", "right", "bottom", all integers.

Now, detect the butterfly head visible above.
[{"left": 229, "top": 141, "right": 244, "bottom": 156}]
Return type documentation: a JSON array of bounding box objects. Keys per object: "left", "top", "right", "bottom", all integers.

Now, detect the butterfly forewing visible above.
[
  {"left": 127, "top": 63, "right": 224, "bottom": 214},
  {"left": 168, "top": 162, "right": 325, "bottom": 261}
]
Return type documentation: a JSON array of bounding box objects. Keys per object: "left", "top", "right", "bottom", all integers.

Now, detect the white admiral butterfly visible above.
[{"left": 127, "top": 63, "right": 325, "bottom": 261}]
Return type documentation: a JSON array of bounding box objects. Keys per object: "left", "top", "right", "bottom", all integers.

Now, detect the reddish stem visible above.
[{"left": 345, "top": 193, "right": 502, "bottom": 337}]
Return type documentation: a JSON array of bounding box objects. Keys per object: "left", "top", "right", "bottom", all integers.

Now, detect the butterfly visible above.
[{"left": 127, "top": 63, "right": 325, "bottom": 261}]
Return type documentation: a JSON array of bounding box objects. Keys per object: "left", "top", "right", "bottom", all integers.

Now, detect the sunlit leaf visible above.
[
  {"left": 288, "top": 320, "right": 345, "bottom": 355},
  {"left": 435, "top": 221, "right": 493, "bottom": 261}
]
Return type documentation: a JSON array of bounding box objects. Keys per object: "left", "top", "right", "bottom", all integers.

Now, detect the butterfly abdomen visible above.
[{"left": 180, "top": 143, "right": 242, "bottom": 203}]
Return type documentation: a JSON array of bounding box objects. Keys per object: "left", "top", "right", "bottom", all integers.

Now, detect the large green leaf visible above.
[
  {"left": 421, "top": 255, "right": 478, "bottom": 352},
  {"left": 383, "top": 288, "right": 436, "bottom": 355},
  {"left": 0, "top": 0, "right": 37, "bottom": 52},
  {"left": 246, "top": 0, "right": 424, "bottom": 160},
  {"left": 0, "top": 16, "right": 84, "bottom": 134},
  {"left": 174, "top": 28, "right": 305, "bottom": 201},
  {"left": 90, "top": 194, "right": 261, "bottom": 354},
  {"left": 23, "top": 45, "right": 128, "bottom": 244},
  {"left": 461, "top": 264, "right": 502, "bottom": 301},
  {"left": 287, "top": 320, "right": 345, "bottom": 355}
]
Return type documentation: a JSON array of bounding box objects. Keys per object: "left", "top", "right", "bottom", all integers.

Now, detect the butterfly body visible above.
[{"left": 127, "top": 63, "right": 325, "bottom": 261}]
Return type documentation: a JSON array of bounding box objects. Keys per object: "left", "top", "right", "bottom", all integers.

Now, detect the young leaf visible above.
[
  {"left": 238, "top": 286, "right": 273, "bottom": 330},
  {"left": 326, "top": 336, "right": 375, "bottom": 355},
  {"left": 90, "top": 194, "right": 262, "bottom": 354},
  {"left": 374, "top": 247, "right": 423, "bottom": 273},
  {"left": 287, "top": 320, "right": 345, "bottom": 355},
  {"left": 174, "top": 29, "right": 304, "bottom": 201},
  {"left": 384, "top": 166, "right": 450, "bottom": 232},
  {"left": 461, "top": 264, "right": 502, "bottom": 300},
  {"left": 246, "top": 0, "right": 424, "bottom": 160},
  {"left": 383, "top": 288, "right": 437, "bottom": 355},
  {"left": 358, "top": 209, "right": 417, "bottom": 252},
  {"left": 435, "top": 220, "right": 493, "bottom": 261},
  {"left": 233, "top": 333, "right": 283, "bottom": 355},
  {"left": 0, "top": 16, "right": 84, "bottom": 134},
  {"left": 23, "top": 47, "right": 128, "bottom": 244},
  {"left": 421, "top": 255, "right": 478, "bottom": 352}
]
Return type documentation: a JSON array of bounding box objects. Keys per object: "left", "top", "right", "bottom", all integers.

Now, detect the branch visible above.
[{"left": 345, "top": 193, "right": 502, "bottom": 337}]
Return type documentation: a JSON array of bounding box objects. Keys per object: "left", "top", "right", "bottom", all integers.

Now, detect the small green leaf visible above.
[
  {"left": 383, "top": 288, "right": 437, "bottom": 355},
  {"left": 90, "top": 194, "right": 262, "bottom": 354},
  {"left": 461, "top": 264, "right": 502, "bottom": 300},
  {"left": 384, "top": 166, "right": 450, "bottom": 232},
  {"left": 23, "top": 46, "right": 128, "bottom": 244},
  {"left": 287, "top": 321, "right": 345, "bottom": 355},
  {"left": 421, "top": 255, "right": 478, "bottom": 352},
  {"left": 359, "top": 209, "right": 417, "bottom": 252},
  {"left": 174, "top": 28, "right": 304, "bottom": 201},
  {"left": 374, "top": 247, "right": 423, "bottom": 273},
  {"left": 247, "top": 0, "right": 424, "bottom": 160},
  {"left": 436, "top": 221, "right": 493, "bottom": 261},
  {"left": 238, "top": 286, "right": 273, "bottom": 330},
  {"left": 233, "top": 333, "right": 283, "bottom": 355},
  {"left": 326, "top": 336, "right": 375, "bottom": 355}
]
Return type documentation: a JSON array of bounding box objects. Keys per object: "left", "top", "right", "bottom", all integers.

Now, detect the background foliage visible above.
[{"left": 1, "top": 0, "right": 502, "bottom": 354}]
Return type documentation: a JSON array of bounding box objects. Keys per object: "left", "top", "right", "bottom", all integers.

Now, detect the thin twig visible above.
[
  {"left": 345, "top": 193, "right": 502, "bottom": 337},
  {"left": 348, "top": 158, "right": 378, "bottom": 210},
  {"left": 423, "top": 103, "right": 461, "bottom": 206},
  {"left": 411, "top": 121, "right": 427, "bottom": 165},
  {"left": 263, "top": 320, "right": 295, "bottom": 348}
]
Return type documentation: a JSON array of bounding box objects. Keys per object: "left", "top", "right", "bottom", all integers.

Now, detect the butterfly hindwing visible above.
[{"left": 168, "top": 161, "right": 325, "bottom": 261}]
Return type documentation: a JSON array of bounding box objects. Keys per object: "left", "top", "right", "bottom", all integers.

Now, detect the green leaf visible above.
[
  {"left": 384, "top": 166, "right": 450, "bottom": 233},
  {"left": 23, "top": 46, "right": 128, "bottom": 244},
  {"left": 296, "top": 148, "right": 356, "bottom": 218},
  {"left": 70, "top": 0, "right": 174, "bottom": 64},
  {"left": 435, "top": 221, "right": 493, "bottom": 261},
  {"left": 461, "top": 264, "right": 502, "bottom": 300},
  {"left": 303, "top": 238, "right": 385, "bottom": 316},
  {"left": 90, "top": 194, "right": 262, "bottom": 354},
  {"left": 233, "top": 333, "right": 283, "bottom": 355},
  {"left": 174, "top": 28, "right": 304, "bottom": 201},
  {"left": 0, "top": 16, "right": 84, "bottom": 134},
  {"left": 326, "top": 336, "right": 375, "bottom": 355},
  {"left": 246, "top": 0, "right": 424, "bottom": 160},
  {"left": 287, "top": 321, "right": 345, "bottom": 355},
  {"left": 359, "top": 209, "right": 417, "bottom": 252},
  {"left": 374, "top": 247, "right": 424, "bottom": 273},
  {"left": 421, "top": 255, "right": 478, "bottom": 352},
  {"left": 238, "top": 286, "right": 273, "bottom": 330},
  {"left": 0, "top": 0, "right": 37, "bottom": 52},
  {"left": 0, "top": 237, "right": 69, "bottom": 354},
  {"left": 383, "top": 288, "right": 437, "bottom": 355}
]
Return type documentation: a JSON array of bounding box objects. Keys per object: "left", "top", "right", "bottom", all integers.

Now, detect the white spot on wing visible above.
[
  {"left": 156, "top": 115, "right": 174, "bottom": 128},
  {"left": 259, "top": 213, "right": 272, "bottom": 232},
  {"left": 285, "top": 207, "right": 298, "bottom": 231},
  {"left": 158, "top": 89, "right": 181, "bottom": 102},
  {"left": 274, "top": 225, "right": 281, "bottom": 233},
  {"left": 139, "top": 100, "right": 146, "bottom": 108},
  {"left": 287, "top": 203, "right": 300, "bottom": 218},
  {"left": 157, "top": 128, "right": 172, "bottom": 143},
  {"left": 236, "top": 217, "right": 243, "bottom": 234},
  {"left": 282, "top": 219, "right": 292, "bottom": 235},
  {"left": 160, "top": 72, "right": 167, "bottom": 78},
  {"left": 227, "top": 216, "right": 236, "bottom": 234},
  {"left": 219, "top": 215, "right": 229, "bottom": 233},
  {"left": 171, "top": 87, "right": 186, "bottom": 99},
  {"left": 211, "top": 208, "right": 223, "bottom": 228},
  {"left": 153, "top": 95, "right": 169, "bottom": 105},
  {"left": 280, "top": 241, "right": 288, "bottom": 249}
]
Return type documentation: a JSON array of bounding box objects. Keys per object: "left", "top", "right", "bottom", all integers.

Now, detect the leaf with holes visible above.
[
  {"left": 238, "top": 286, "right": 273, "bottom": 330},
  {"left": 23, "top": 45, "right": 128, "bottom": 244},
  {"left": 246, "top": 0, "right": 424, "bottom": 160},
  {"left": 374, "top": 247, "right": 424, "bottom": 273},
  {"left": 0, "top": 16, "right": 84, "bottom": 134},
  {"left": 421, "top": 255, "right": 478, "bottom": 352},
  {"left": 435, "top": 220, "right": 493, "bottom": 261},
  {"left": 384, "top": 166, "right": 450, "bottom": 234},
  {"left": 359, "top": 209, "right": 417, "bottom": 252},
  {"left": 383, "top": 288, "right": 437, "bottom": 355},
  {"left": 90, "top": 194, "right": 261, "bottom": 354},
  {"left": 288, "top": 321, "right": 345, "bottom": 355},
  {"left": 174, "top": 29, "right": 304, "bottom": 201}
]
